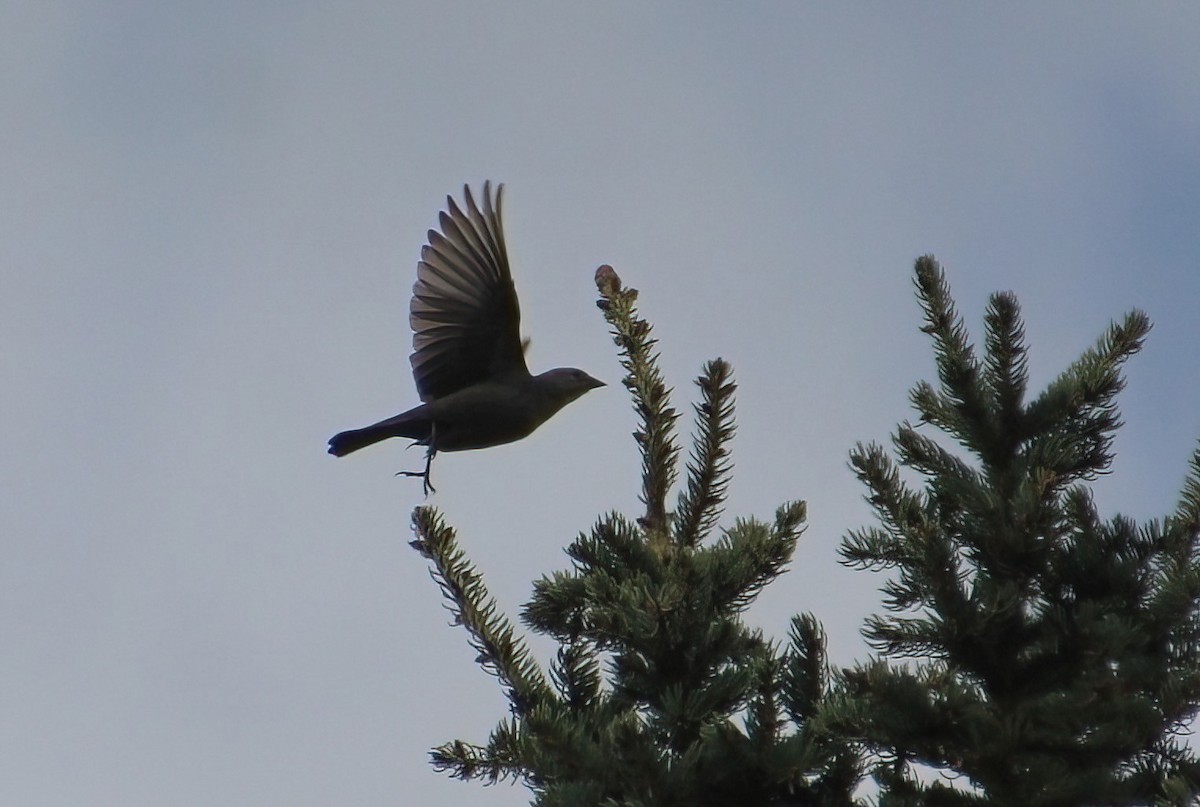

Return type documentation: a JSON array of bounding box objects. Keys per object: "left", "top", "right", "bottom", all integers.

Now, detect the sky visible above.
[{"left": 4, "top": 3, "right": 1200, "bottom": 805}]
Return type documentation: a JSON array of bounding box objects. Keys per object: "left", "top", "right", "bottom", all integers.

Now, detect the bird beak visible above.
[{"left": 587, "top": 375, "right": 606, "bottom": 390}]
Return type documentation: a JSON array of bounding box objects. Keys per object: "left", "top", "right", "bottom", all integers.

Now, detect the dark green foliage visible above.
[
  {"left": 410, "top": 266, "right": 860, "bottom": 806},
  {"left": 834, "top": 256, "right": 1200, "bottom": 805},
  {"left": 404, "top": 254, "right": 1200, "bottom": 806}
]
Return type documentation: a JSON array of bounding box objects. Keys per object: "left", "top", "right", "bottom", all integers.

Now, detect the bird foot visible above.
[
  {"left": 397, "top": 436, "right": 437, "bottom": 496},
  {"left": 396, "top": 469, "right": 436, "bottom": 496}
]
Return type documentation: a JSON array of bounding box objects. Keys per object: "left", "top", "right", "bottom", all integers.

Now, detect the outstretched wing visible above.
[{"left": 409, "top": 182, "right": 527, "bottom": 402}]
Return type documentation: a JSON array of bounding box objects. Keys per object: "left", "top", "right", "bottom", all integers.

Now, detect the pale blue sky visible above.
[{"left": 4, "top": 4, "right": 1200, "bottom": 805}]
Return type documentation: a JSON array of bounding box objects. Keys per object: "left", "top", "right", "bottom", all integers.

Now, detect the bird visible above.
[{"left": 328, "top": 182, "right": 604, "bottom": 494}]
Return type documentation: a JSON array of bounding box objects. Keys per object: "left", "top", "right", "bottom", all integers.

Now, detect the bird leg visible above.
[{"left": 396, "top": 424, "right": 437, "bottom": 495}]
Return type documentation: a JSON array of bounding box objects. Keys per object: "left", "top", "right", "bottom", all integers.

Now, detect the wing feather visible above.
[{"left": 408, "top": 182, "right": 526, "bottom": 401}]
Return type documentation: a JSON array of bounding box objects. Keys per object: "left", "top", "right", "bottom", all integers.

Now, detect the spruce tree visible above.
[
  {"left": 409, "top": 266, "right": 862, "bottom": 807},
  {"left": 831, "top": 256, "right": 1200, "bottom": 806}
]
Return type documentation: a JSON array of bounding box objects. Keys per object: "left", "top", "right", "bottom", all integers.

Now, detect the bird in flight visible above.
[{"left": 328, "top": 182, "right": 604, "bottom": 494}]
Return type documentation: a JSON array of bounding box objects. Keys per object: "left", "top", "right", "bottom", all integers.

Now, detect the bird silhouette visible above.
[{"left": 328, "top": 182, "right": 604, "bottom": 493}]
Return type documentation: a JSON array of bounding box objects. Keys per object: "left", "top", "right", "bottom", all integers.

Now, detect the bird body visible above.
[
  {"left": 328, "top": 182, "right": 602, "bottom": 491},
  {"left": 328, "top": 368, "right": 601, "bottom": 456}
]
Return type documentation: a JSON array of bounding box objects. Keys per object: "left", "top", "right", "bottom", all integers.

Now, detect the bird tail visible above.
[
  {"left": 328, "top": 426, "right": 391, "bottom": 457},
  {"left": 327, "top": 409, "right": 431, "bottom": 457}
]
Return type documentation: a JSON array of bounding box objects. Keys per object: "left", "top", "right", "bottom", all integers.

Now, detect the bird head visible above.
[{"left": 536, "top": 368, "right": 606, "bottom": 407}]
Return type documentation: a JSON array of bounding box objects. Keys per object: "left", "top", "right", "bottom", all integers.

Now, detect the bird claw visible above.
[
  {"left": 397, "top": 435, "right": 437, "bottom": 496},
  {"left": 395, "top": 469, "right": 436, "bottom": 496}
]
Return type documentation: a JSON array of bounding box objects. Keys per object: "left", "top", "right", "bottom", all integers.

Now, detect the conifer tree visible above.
[
  {"left": 409, "top": 266, "right": 862, "bottom": 807},
  {"left": 831, "top": 256, "right": 1200, "bottom": 806}
]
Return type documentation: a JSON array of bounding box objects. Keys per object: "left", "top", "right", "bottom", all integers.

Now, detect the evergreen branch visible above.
[
  {"left": 657, "top": 666, "right": 758, "bottom": 737},
  {"left": 847, "top": 438, "right": 973, "bottom": 649},
  {"left": 430, "top": 733, "right": 524, "bottom": 784},
  {"left": 774, "top": 498, "right": 808, "bottom": 540},
  {"left": 842, "top": 526, "right": 904, "bottom": 571},
  {"left": 595, "top": 265, "right": 680, "bottom": 544},
  {"left": 845, "top": 442, "right": 927, "bottom": 553},
  {"left": 1168, "top": 442, "right": 1200, "bottom": 548},
  {"left": 525, "top": 515, "right": 661, "bottom": 641},
  {"left": 894, "top": 424, "right": 982, "bottom": 498},
  {"left": 894, "top": 423, "right": 1041, "bottom": 577},
  {"left": 673, "top": 358, "right": 737, "bottom": 547},
  {"left": 568, "top": 513, "right": 660, "bottom": 578},
  {"left": 745, "top": 649, "right": 786, "bottom": 745},
  {"left": 913, "top": 256, "right": 993, "bottom": 451},
  {"left": 524, "top": 570, "right": 591, "bottom": 640},
  {"left": 551, "top": 641, "right": 603, "bottom": 709},
  {"left": 910, "top": 379, "right": 960, "bottom": 435},
  {"left": 982, "top": 290, "right": 1029, "bottom": 438},
  {"left": 705, "top": 505, "right": 805, "bottom": 613},
  {"left": 527, "top": 703, "right": 664, "bottom": 805},
  {"left": 410, "top": 506, "right": 551, "bottom": 716},
  {"left": 1025, "top": 310, "right": 1151, "bottom": 480},
  {"left": 832, "top": 661, "right": 971, "bottom": 760},
  {"left": 784, "top": 613, "right": 828, "bottom": 723},
  {"left": 554, "top": 565, "right": 657, "bottom": 654},
  {"left": 1132, "top": 738, "right": 1200, "bottom": 804},
  {"left": 862, "top": 613, "right": 952, "bottom": 658}
]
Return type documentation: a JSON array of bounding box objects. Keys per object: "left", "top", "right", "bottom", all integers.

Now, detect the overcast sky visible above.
[{"left": 5, "top": 4, "right": 1200, "bottom": 806}]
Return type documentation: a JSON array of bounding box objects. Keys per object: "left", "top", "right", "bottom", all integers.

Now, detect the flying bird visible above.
[{"left": 328, "top": 182, "right": 604, "bottom": 493}]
